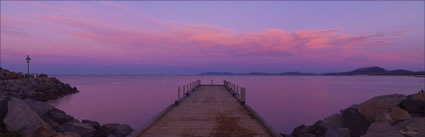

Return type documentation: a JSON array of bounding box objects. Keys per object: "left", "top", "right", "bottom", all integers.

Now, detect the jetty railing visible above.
[
  {"left": 224, "top": 80, "right": 246, "bottom": 104},
  {"left": 175, "top": 80, "right": 201, "bottom": 105}
]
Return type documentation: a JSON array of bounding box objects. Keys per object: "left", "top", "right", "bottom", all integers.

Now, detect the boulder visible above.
[
  {"left": 319, "top": 113, "right": 344, "bottom": 129},
  {"left": 324, "top": 128, "right": 351, "bottom": 137},
  {"left": 400, "top": 92, "right": 425, "bottom": 116},
  {"left": 280, "top": 133, "right": 294, "bottom": 137},
  {"left": 44, "top": 108, "right": 75, "bottom": 125},
  {"left": 24, "top": 99, "right": 54, "bottom": 116},
  {"left": 82, "top": 120, "right": 100, "bottom": 130},
  {"left": 357, "top": 94, "right": 410, "bottom": 122},
  {"left": 374, "top": 113, "right": 394, "bottom": 124},
  {"left": 360, "top": 122, "right": 403, "bottom": 137},
  {"left": 291, "top": 125, "right": 312, "bottom": 137},
  {"left": 393, "top": 117, "right": 425, "bottom": 137},
  {"left": 3, "top": 98, "right": 55, "bottom": 137},
  {"left": 42, "top": 116, "right": 65, "bottom": 133},
  {"left": 0, "top": 96, "right": 10, "bottom": 133},
  {"left": 102, "top": 123, "right": 134, "bottom": 137},
  {"left": 54, "top": 132, "right": 81, "bottom": 137},
  {"left": 62, "top": 122, "right": 96, "bottom": 137},
  {"left": 340, "top": 107, "right": 371, "bottom": 137}
]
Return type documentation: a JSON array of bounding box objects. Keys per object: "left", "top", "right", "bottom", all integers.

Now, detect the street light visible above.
[{"left": 26, "top": 55, "right": 31, "bottom": 77}]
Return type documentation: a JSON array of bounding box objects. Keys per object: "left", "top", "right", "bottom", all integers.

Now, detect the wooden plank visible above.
[{"left": 135, "top": 85, "right": 273, "bottom": 137}]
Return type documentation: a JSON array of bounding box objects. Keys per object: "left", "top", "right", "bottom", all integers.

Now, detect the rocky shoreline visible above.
[
  {"left": 0, "top": 97, "right": 134, "bottom": 137},
  {"left": 282, "top": 91, "right": 425, "bottom": 137},
  {"left": 0, "top": 68, "right": 79, "bottom": 102},
  {"left": 0, "top": 68, "right": 133, "bottom": 137}
]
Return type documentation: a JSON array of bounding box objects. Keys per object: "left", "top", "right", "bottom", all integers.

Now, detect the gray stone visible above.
[
  {"left": 3, "top": 98, "right": 55, "bottom": 137},
  {"left": 24, "top": 98, "right": 54, "bottom": 116},
  {"left": 393, "top": 117, "right": 425, "bottom": 137},
  {"left": 361, "top": 122, "right": 403, "bottom": 137},
  {"left": 358, "top": 94, "right": 410, "bottom": 122},
  {"left": 102, "top": 123, "right": 134, "bottom": 137},
  {"left": 63, "top": 122, "right": 96, "bottom": 137}
]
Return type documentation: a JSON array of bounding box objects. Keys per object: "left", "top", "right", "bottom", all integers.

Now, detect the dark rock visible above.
[
  {"left": 44, "top": 108, "right": 75, "bottom": 125},
  {"left": 400, "top": 92, "right": 425, "bottom": 116},
  {"left": 63, "top": 122, "right": 96, "bottom": 137},
  {"left": 291, "top": 125, "right": 311, "bottom": 137},
  {"left": 39, "top": 74, "right": 48, "bottom": 78},
  {"left": 324, "top": 128, "right": 351, "bottom": 137},
  {"left": 341, "top": 107, "right": 371, "bottom": 137},
  {"left": 102, "top": 123, "right": 133, "bottom": 137},
  {"left": 42, "top": 116, "right": 65, "bottom": 133},
  {"left": 0, "top": 96, "right": 10, "bottom": 133},
  {"left": 318, "top": 113, "right": 344, "bottom": 129},
  {"left": 298, "top": 133, "right": 316, "bottom": 137},
  {"left": 82, "top": 120, "right": 100, "bottom": 130},
  {"left": 54, "top": 132, "right": 81, "bottom": 137},
  {"left": 3, "top": 97, "right": 55, "bottom": 137},
  {"left": 281, "top": 133, "right": 294, "bottom": 137},
  {"left": 93, "top": 127, "right": 111, "bottom": 137}
]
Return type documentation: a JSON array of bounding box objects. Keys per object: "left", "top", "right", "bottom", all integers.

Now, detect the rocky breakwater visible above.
[
  {"left": 0, "top": 96, "right": 134, "bottom": 137},
  {"left": 283, "top": 90, "right": 425, "bottom": 137},
  {"left": 0, "top": 68, "right": 78, "bottom": 102}
]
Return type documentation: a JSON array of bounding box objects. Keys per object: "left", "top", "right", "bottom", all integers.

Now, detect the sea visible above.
[{"left": 49, "top": 75, "right": 424, "bottom": 133}]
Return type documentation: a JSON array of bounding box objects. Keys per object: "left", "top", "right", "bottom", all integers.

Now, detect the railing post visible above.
[
  {"left": 183, "top": 85, "right": 186, "bottom": 95},
  {"left": 236, "top": 85, "right": 239, "bottom": 95},
  {"left": 178, "top": 87, "right": 181, "bottom": 99},
  {"left": 241, "top": 88, "right": 246, "bottom": 105}
]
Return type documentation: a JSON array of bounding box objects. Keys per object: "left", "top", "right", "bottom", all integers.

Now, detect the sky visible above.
[{"left": 1, "top": 1, "right": 424, "bottom": 74}]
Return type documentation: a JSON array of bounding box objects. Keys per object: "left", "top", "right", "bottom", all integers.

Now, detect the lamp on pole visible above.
[{"left": 26, "top": 55, "right": 31, "bottom": 77}]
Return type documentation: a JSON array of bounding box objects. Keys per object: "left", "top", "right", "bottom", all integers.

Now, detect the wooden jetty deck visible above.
[{"left": 129, "top": 80, "right": 279, "bottom": 137}]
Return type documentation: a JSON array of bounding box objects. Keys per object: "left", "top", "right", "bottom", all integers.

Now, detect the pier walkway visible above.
[{"left": 129, "top": 80, "right": 279, "bottom": 137}]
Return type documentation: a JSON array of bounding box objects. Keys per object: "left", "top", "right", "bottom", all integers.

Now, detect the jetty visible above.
[{"left": 129, "top": 80, "right": 280, "bottom": 137}]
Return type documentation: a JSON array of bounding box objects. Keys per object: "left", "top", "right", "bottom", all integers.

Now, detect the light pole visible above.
[{"left": 26, "top": 55, "right": 31, "bottom": 77}]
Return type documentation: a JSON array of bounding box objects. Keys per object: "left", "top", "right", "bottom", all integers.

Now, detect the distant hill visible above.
[
  {"left": 324, "top": 66, "right": 424, "bottom": 75},
  {"left": 199, "top": 66, "right": 424, "bottom": 76},
  {"left": 279, "top": 72, "right": 317, "bottom": 75},
  {"left": 199, "top": 72, "right": 235, "bottom": 75}
]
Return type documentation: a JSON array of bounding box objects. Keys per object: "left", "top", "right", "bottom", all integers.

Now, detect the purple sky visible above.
[{"left": 1, "top": 1, "right": 424, "bottom": 74}]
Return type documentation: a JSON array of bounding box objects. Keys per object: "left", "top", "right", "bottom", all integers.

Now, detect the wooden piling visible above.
[{"left": 241, "top": 88, "right": 246, "bottom": 104}]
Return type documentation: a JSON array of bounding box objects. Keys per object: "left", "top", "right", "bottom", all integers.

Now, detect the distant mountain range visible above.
[{"left": 199, "top": 66, "right": 425, "bottom": 76}]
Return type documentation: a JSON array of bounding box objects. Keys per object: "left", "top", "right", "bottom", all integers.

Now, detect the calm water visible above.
[{"left": 49, "top": 75, "right": 424, "bottom": 133}]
